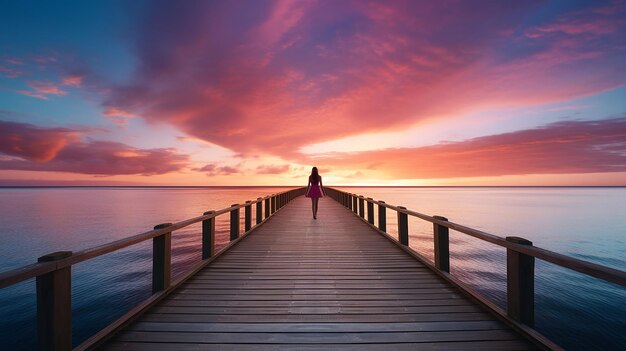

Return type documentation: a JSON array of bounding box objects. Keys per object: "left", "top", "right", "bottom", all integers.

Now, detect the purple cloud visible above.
[{"left": 0, "top": 120, "right": 188, "bottom": 175}]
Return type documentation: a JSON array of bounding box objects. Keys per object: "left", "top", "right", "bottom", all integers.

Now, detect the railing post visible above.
[
  {"left": 506, "top": 236, "right": 535, "bottom": 326},
  {"left": 352, "top": 194, "right": 358, "bottom": 214},
  {"left": 378, "top": 201, "right": 386, "bottom": 232},
  {"left": 271, "top": 195, "right": 276, "bottom": 214},
  {"left": 358, "top": 197, "right": 365, "bottom": 218},
  {"left": 202, "top": 211, "right": 215, "bottom": 260},
  {"left": 264, "top": 197, "right": 270, "bottom": 219},
  {"left": 152, "top": 223, "right": 172, "bottom": 293},
  {"left": 244, "top": 201, "right": 252, "bottom": 232},
  {"left": 397, "top": 207, "right": 408, "bottom": 246},
  {"left": 230, "top": 204, "right": 240, "bottom": 241},
  {"left": 433, "top": 216, "right": 450, "bottom": 272},
  {"left": 366, "top": 198, "right": 375, "bottom": 225},
  {"left": 256, "top": 198, "right": 263, "bottom": 224},
  {"left": 37, "top": 251, "right": 72, "bottom": 351}
]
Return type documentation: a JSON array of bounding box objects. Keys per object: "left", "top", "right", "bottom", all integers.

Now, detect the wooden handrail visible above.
[{"left": 328, "top": 188, "right": 626, "bottom": 287}]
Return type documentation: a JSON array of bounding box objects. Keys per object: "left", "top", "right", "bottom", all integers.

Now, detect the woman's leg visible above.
[
  {"left": 314, "top": 197, "right": 319, "bottom": 217},
  {"left": 311, "top": 198, "right": 315, "bottom": 217},
  {"left": 313, "top": 198, "right": 318, "bottom": 218}
]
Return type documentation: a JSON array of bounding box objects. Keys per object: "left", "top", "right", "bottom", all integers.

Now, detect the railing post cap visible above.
[
  {"left": 379, "top": 200, "right": 385, "bottom": 203},
  {"left": 434, "top": 215, "right": 448, "bottom": 221},
  {"left": 398, "top": 206, "right": 406, "bottom": 209},
  {"left": 38, "top": 251, "right": 73, "bottom": 262},
  {"left": 203, "top": 210, "right": 215, "bottom": 215},
  {"left": 231, "top": 203, "right": 239, "bottom": 207},
  {"left": 257, "top": 197, "right": 263, "bottom": 200},
  {"left": 366, "top": 197, "right": 373, "bottom": 200},
  {"left": 245, "top": 200, "right": 252, "bottom": 204},
  {"left": 154, "top": 223, "right": 173, "bottom": 230},
  {"left": 506, "top": 236, "right": 533, "bottom": 245}
]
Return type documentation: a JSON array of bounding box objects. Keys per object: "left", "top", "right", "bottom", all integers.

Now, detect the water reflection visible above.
[
  {"left": 0, "top": 187, "right": 291, "bottom": 349},
  {"left": 1, "top": 187, "right": 625, "bottom": 350},
  {"left": 338, "top": 187, "right": 626, "bottom": 351}
]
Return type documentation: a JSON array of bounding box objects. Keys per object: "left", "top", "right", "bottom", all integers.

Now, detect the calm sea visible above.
[{"left": 0, "top": 186, "right": 624, "bottom": 350}]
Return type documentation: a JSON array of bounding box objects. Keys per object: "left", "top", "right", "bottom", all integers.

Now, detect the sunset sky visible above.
[{"left": 1, "top": 0, "right": 625, "bottom": 186}]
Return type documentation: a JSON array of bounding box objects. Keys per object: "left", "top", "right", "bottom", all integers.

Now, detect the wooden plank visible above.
[
  {"left": 101, "top": 197, "right": 538, "bottom": 350},
  {"left": 127, "top": 320, "right": 506, "bottom": 333},
  {"left": 169, "top": 293, "right": 464, "bottom": 301},
  {"left": 115, "top": 329, "right": 523, "bottom": 343},
  {"left": 138, "top": 312, "right": 497, "bottom": 323},
  {"left": 161, "top": 299, "right": 472, "bottom": 308},
  {"left": 102, "top": 340, "right": 538, "bottom": 351},
  {"left": 150, "top": 305, "right": 483, "bottom": 314},
  {"left": 174, "top": 288, "right": 457, "bottom": 295},
  {"left": 190, "top": 275, "right": 440, "bottom": 280},
  {"left": 196, "top": 270, "right": 434, "bottom": 275},
  {"left": 177, "top": 283, "right": 450, "bottom": 289}
]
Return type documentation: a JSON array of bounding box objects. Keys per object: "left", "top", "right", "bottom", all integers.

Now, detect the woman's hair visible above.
[{"left": 310, "top": 167, "right": 319, "bottom": 183}]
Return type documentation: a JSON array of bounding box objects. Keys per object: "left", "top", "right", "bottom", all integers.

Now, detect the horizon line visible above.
[{"left": 2, "top": 185, "right": 626, "bottom": 189}]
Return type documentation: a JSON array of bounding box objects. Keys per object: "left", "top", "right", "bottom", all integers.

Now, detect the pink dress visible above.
[{"left": 306, "top": 177, "right": 323, "bottom": 198}]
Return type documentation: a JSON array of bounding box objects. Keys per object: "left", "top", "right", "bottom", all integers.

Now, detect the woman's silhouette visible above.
[{"left": 305, "top": 167, "right": 325, "bottom": 219}]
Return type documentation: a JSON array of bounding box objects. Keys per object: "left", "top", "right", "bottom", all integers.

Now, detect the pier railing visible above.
[
  {"left": 325, "top": 187, "right": 626, "bottom": 348},
  {"left": 0, "top": 187, "right": 306, "bottom": 351}
]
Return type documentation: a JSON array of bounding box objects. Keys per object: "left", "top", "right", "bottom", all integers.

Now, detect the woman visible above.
[{"left": 305, "top": 167, "right": 325, "bottom": 219}]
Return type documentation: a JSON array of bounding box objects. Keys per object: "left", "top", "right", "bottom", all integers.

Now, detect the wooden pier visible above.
[
  {"left": 102, "top": 196, "right": 537, "bottom": 350},
  {"left": 1, "top": 187, "right": 625, "bottom": 350}
]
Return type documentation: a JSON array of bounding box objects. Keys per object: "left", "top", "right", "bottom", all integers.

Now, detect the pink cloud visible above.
[
  {"left": 195, "top": 164, "right": 240, "bottom": 176},
  {"left": 0, "top": 120, "right": 78, "bottom": 161},
  {"left": 528, "top": 0, "right": 626, "bottom": 37},
  {"left": 309, "top": 118, "right": 626, "bottom": 178},
  {"left": 27, "top": 81, "right": 67, "bottom": 96},
  {"left": 0, "top": 64, "right": 23, "bottom": 78},
  {"left": 103, "top": 107, "right": 137, "bottom": 118},
  {"left": 0, "top": 121, "right": 78, "bottom": 162},
  {"left": 16, "top": 90, "right": 49, "bottom": 100},
  {"left": 61, "top": 75, "right": 83, "bottom": 87},
  {"left": 103, "top": 1, "right": 626, "bottom": 162},
  {"left": 5, "top": 58, "right": 24, "bottom": 65},
  {"left": 0, "top": 120, "right": 188, "bottom": 175},
  {"left": 256, "top": 164, "right": 290, "bottom": 174},
  {"left": 103, "top": 107, "right": 138, "bottom": 125}
]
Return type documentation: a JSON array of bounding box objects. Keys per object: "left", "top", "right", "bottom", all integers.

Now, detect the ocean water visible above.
[
  {"left": 0, "top": 186, "right": 625, "bottom": 350},
  {"left": 0, "top": 186, "right": 292, "bottom": 350},
  {"left": 337, "top": 187, "right": 626, "bottom": 351}
]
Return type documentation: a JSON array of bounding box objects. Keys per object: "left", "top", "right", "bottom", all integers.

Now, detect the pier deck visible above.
[{"left": 101, "top": 197, "right": 538, "bottom": 350}]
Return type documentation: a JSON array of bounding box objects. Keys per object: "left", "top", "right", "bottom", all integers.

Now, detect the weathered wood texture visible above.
[{"left": 101, "top": 197, "right": 538, "bottom": 350}]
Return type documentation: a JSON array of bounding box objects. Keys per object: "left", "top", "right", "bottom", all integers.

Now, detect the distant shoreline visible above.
[{"left": 1, "top": 185, "right": 625, "bottom": 189}]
